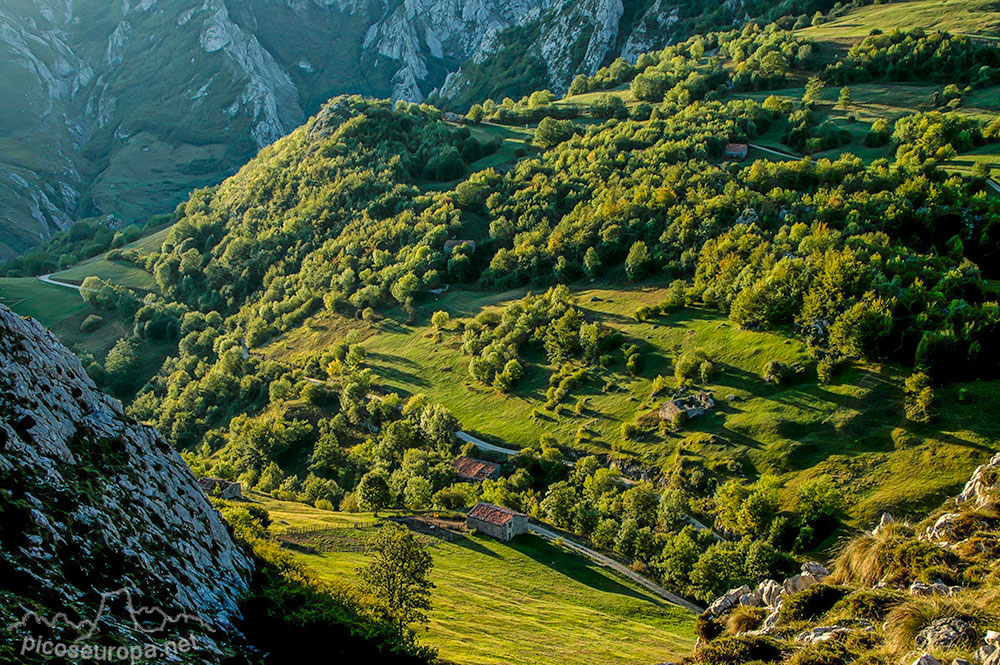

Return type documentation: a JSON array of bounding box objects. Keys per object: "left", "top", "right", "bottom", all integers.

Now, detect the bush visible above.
[
  {"left": 696, "top": 635, "right": 785, "bottom": 664},
  {"left": 832, "top": 530, "right": 959, "bottom": 587},
  {"left": 830, "top": 588, "right": 908, "bottom": 622},
  {"left": 339, "top": 492, "right": 360, "bottom": 512},
  {"left": 890, "top": 427, "right": 918, "bottom": 449},
  {"left": 883, "top": 596, "right": 998, "bottom": 654},
  {"left": 779, "top": 584, "right": 849, "bottom": 623},
  {"left": 80, "top": 314, "right": 104, "bottom": 333},
  {"left": 725, "top": 606, "right": 768, "bottom": 634},
  {"left": 695, "top": 613, "right": 724, "bottom": 641}
]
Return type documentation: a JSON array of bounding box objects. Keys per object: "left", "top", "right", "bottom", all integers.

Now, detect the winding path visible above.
[
  {"left": 748, "top": 143, "right": 800, "bottom": 160},
  {"left": 527, "top": 522, "right": 704, "bottom": 613},
  {"left": 456, "top": 430, "right": 519, "bottom": 456},
  {"left": 37, "top": 274, "right": 81, "bottom": 290}
]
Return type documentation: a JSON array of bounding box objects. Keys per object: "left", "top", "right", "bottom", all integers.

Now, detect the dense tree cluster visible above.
[
  {"left": 828, "top": 28, "right": 1000, "bottom": 86},
  {"left": 0, "top": 216, "right": 164, "bottom": 277},
  {"left": 459, "top": 286, "right": 616, "bottom": 392}
]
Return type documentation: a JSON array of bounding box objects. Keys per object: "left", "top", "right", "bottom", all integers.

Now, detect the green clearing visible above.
[
  {"left": 0, "top": 277, "right": 86, "bottom": 325},
  {"left": 88, "top": 132, "right": 230, "bottom": 224},
  {"left": 0, "top": 277, "right": 131, "bottom": 358},
  {"left": 48, "top": 223, "right": 170, "bottom": 290},
  {"left": 264, "top": 283, "right": 998, "bottom": 523},
  {"left": 52, "top": 258, "right": 157, "bottom": 291},
  {"left": 255, "top": 494, "right": 696, "bottom": 665},
  {"left": 799, "top": 0, "right": 1000, "bottom": 42}
]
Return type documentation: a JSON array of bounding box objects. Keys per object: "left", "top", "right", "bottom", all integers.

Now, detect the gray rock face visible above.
[
  {"left": 916, "top": 617, "right": 975, "bottom": 651},
  {"left": 0, "top": 304, "right": 253, "bottom": 653},
  {"left": 0, "top": 0, "right": 697, "bottom": 255},
  {"left": 957, "top": 452, "right": 1000, "bottom": 507},
  {"left": 913, "top": 655, "right": 942, "bottom": 665},
  {"left": 707, "top": 562, "right": 829, "bottom": 618}
]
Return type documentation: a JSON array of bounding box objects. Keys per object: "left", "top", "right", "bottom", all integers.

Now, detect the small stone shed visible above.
[
  {"left": 466, "top": 502, "right": 528, "bottom": 542},
  {"left": 453, "top": 456, "right": 501, "bottom": 482},
  {"left": 659, "top": 392, "right": 715, "bottom": 421}
]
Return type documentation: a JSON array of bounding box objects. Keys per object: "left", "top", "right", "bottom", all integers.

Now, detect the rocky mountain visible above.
[
  {"left": 0, "top": 303, "right": 254, "bottom": 661},
  {"left": 0, "top": 0, "right": 808, "bottom": 258}
]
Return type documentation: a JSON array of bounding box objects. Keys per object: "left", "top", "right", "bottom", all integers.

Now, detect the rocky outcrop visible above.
[
  {"left": 915, "top": 617, "right": 975, "bottom": 651},
  {"left": 706, "top": 562, "right": 830, "bottom": 618},
  {"left": 956, "top": 452, "right": 1000, "bottom": 507},
  {"left": 0, "top": 304, "right": 253, "bottom": 658}
]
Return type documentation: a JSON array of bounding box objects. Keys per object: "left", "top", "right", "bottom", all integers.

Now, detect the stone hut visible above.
[
  {"left": 198, "top": 477, "right": 242, "bottom": 500},
  {"left": 467, "top": 502, "right": 528, "bottom": 542},
  {"left": 453, "top": 456, "right": 501, "bottom": 482},
  {"left": 724, "top": 143, "right": 749, "bottom": 160},
  {"left": 659, "top": 392, "right": 715, "bottom": 421},
  {"left": 444, "top": 239, "right": 476, "bottom": 254}
]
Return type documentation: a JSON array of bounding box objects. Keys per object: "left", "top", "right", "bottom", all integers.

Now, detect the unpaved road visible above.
[
  {"left": 527, "top": 522, "right": 704, "bottom": 613},
  {"left": 38, "top": 274, "right": 81, "bottom": 290},
  {"left": 456, "top": 430, "right": 519, "bottom": 456}
]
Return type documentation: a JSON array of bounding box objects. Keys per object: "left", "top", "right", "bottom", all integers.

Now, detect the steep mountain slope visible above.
[
  {"left": 0, "top": 303, "right": 254, "bottom": 661},
  {"left": 0, "top": 0, "right": 849, "bottom": 258}
]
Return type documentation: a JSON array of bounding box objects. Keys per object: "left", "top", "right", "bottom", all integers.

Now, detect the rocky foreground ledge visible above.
[
  {"left": 689, "top": 452, "right": 1000, "bottom": 665},
  {"left": 0, "top": 305, "right": 253, "bottom": 661}
]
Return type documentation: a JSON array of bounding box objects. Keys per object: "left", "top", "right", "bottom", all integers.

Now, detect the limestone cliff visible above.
[
  {"left": 0, "top": 0, "right": 737, "bottom": 257},
  {"left": 0, "top": 304, "right": 253, "bottom": 661}
]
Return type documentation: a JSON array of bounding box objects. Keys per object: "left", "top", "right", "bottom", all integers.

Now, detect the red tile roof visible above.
[
  {"left": 452, "top": 456, "right": 500, "bottom": 481},
  {"left": 468, "top": 502, "right": 524, "bottom": 526}
]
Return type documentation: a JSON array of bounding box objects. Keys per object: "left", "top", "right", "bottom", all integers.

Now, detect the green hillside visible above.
[
  {"left": 2, "top": 1, "right": 1000, "bottom": 661},
  {"left": 257, "top": 495, "right": 695, "bottom": 665}
]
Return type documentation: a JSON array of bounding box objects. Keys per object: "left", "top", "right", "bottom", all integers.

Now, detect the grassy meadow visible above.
[
  {"left": 799, "top": 0, "right": 1000, "bottom": 41},
  {"left": 255, "top": 494, "right": 696, "bottom": 665},
  {"left": 262, "top": 281, "right": 998, "bottom": 525}
]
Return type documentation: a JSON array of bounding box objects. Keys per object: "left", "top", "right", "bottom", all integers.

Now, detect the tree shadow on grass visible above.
[
  {"left": 367, "top": 362, "right": 432, "bottom": 388},
  {"left": 450, "top": 533, "right": 504, "bottom": 559},
  {"left": 508, "top": 536, "right": 661, "bottom": 604}
]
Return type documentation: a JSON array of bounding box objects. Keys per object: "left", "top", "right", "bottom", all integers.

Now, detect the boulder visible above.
[
  {"left": 802, "top": 561, "right": 830, "bottom": 578},
  {"left": 872, "top": 512, "right": 896, "bottom": 536},
  {"left": 956, "top": 452, "right": 1000, "bottom": 507},
  {"left": 953, "top": 660, "right": 974, "bottom": 665},
  {"left": 987, "top": 631, "right": 1000, "bottom": 645},
  {"left": 925, "top": 513, "right": 961, "bottom": 542},
  {"left": 912, "top": 655, "right": 941, "bottom": 665},
  {"left": 795, "top": 625, "right": 852, "bottom": 644},
  {"left": 915, "top": 617, "right": 975, "bottom": 651},
  {"left": 757, "top": 579, "right": 784, "bottom": 608},
  {"left": 708, "top": 585, "right": 751, "bottom": 616},
  {"left": 910, "top": 581, "right": 954, "bottom": 596},
  {"left": 984, "top": 650, "right": 1000, "bottom": 665},
  {"left": 974, "top": 645, "right": 997, "bottom": 663}
]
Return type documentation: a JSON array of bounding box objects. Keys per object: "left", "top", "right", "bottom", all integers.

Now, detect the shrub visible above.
[
  {"left": 696, "top": 635, "right": 785, "bottom": 664},
  {"left": 830, "top": 588, "right": 908, "bottom": 622},
  {"left": 890, "top": 427, "right": 918, "bottom": 449},
  {"left": 883, "top": 596, "right": 998, "bottom": 654},
  {"left": 832, "top": 530, "right": 958, "bottom": 586},
  {"left": 779, "top": 584, "right": 849, "bottom": 623},
  {"left": 695, "top": 613, "right": 724, "bottom": 641},
  {"left": 725, "top": 606, "right": 768, "bottom": 634},
  {"left": 339, "top": 492, "right": 359, "bottom": 512},
  {"left": 80, "top": 314, "right": 104, "bottom": 333}
]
